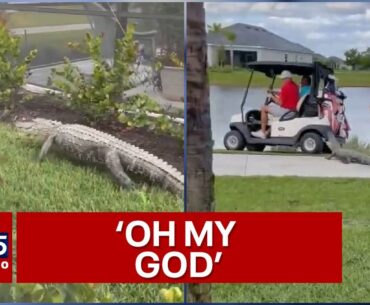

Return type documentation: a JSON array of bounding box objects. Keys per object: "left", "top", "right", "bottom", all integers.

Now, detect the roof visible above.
[
  {"left": 207, "top": 23, "right": 314, "bottom": 54},
  {"left": 328, "top": 56, "right": 345, "bottom": 63},
  {"left": 314, "top": 53, "right": 328, "bottom": 62},
  {"left": 246, "top": 61, "right": 333, "bottom": 78}
]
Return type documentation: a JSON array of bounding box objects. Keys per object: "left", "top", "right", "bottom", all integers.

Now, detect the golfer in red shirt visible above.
[{"left": 252, "top": 70, "right": 299, "bottom": 139}]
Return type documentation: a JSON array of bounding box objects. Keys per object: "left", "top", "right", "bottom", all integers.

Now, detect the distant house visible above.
[
  {"left": 327, "top": 56, "right": 351, "bottom": 70},
  {"left": 207, "top": 23, "right": 314, "bottom": 67},
  {"left": 313, "top": 53, "right": 328, "bottom": 63}
]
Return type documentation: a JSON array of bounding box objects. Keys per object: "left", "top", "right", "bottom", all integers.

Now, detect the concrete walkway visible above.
[
  {"left": 27, "top": 59, "right": 183, "bottom": 110},
  {"left": 213, "top": 153, "right": 370, "bottom": 178},
  {"left": 136, "top": 85, "right": 184, "bottom": 110},
  {"left": 12, "top": 24, "right": 90, "bottom": 35}
]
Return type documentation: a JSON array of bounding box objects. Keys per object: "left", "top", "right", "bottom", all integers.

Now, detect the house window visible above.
[
  {"left": 284, "top": 54, "right": 288, "bottom": 62},
  {"left": 231, "top": 51, "right": 257, "bottom": 67}
]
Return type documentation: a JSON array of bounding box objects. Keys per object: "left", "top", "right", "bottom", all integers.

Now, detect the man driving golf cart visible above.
[{"left": 251, "top": 70, "right": 299, "bottom": 139}]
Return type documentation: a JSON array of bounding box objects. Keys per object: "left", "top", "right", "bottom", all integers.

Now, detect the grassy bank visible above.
[
  {"left": 209, "top": 68, "right": 370, "bottom": 88},
  {"left": 20, "top": 30, "right": 90, "bottom": 66},
  {"left": 8, "top": 10, "right": 88, "bottom": 28},
  {"left": 21, "top": 29, "right": 90, "bottom": 54},
  {"left": 214, "top": 176, "right": 370, "bottom": 302},
  {"left": 0, "top": 124, "right": 181, "bottom": 302},
  {"left": 8, "top": 10, "right": 92, "bottom": 65}
]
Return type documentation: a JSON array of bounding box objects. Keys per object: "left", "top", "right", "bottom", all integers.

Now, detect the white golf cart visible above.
[{"left": 224, "top": 61, "right": 349, "bottom": 153}]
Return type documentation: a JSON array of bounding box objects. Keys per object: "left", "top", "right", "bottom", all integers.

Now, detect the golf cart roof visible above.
[{"left": 246, "top": 61, "right": 333, "bottom": 78}]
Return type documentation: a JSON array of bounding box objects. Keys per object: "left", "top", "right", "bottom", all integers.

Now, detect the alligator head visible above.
[{"left": 15, "top": 118, "right": 63, "bottom": 138}]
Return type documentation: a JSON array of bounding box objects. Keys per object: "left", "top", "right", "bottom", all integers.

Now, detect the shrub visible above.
[
  {"left": 159, "top": 286, "right": 183, "bottom": 303},
  {"left": 118, "top": 94, "right": 183, "bottom": 139},
  {"left": 154, "top": 51, "right": 184, "bottom": 71},
  {"left": 14, "top": 284, "right": 112, "bottom": 303},
  {"left": 0, "top": 23, "right": 37, "bottom": 111},
  {"left": 345, "top": 136, "right": 370, "bottom": 155},
  {"left": 50, "top": 24, "right": 182, "bottom": 139},
  {"left": 50, "top": 24, "right": 137, "bottom": 122}
]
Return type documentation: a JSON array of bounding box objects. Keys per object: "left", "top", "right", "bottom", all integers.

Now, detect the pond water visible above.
[{"left": 210, "top": 86, "right": 370, "bottom": 149}]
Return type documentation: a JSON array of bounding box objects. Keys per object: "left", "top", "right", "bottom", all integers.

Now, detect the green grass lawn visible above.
[
  {"left": 0, "top": 124, "right": 181, "bottom": 302},
  {"left": 8, "top": 12, "right": 92, "bottom": 66},
  {"left": 21, "top": 30, "right": 90, "bottom": 54},
  {"left": 8, "top": 11, "right": 88, "bottom": 28},
  {"left": 23, "top": 30, "right": 89, "bottom": 51},
  {"left": 209, "top": 68, "right": 370, "bottom": 88},
  {"left": 20, "top": 30, "right": 90, "bottom": 66},
  {"left": 335, "top": 70, "right": 370, "bottom": 88},
  {"left": 213, "top": 176, "right": 370, "bottom": 302}
]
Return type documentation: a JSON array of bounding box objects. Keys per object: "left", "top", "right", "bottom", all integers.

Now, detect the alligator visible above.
[
  {"left": 15, "top": 118, "right": 184, "bottom": 195},
  {"left": 326, "top": 131, "right": 370, "bottom": 165}
]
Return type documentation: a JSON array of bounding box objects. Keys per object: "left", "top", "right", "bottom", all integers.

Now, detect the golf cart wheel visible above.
[
  {"left": 300, "top": 132, "right": 324, "bottom": 154},
  {"left": 246, "top": 144, "right": 265, "bottom": 152},
  {"left": 224, "top": 130, "right": 245, "bottom": 150}
]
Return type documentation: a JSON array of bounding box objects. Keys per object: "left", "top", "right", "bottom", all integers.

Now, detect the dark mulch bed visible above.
[{"left": 2, "top": 95, "right": 184, "bottom": 173}]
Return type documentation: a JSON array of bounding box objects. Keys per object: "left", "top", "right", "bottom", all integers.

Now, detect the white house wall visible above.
[
  {"left": 207, "top": 44, "right": 313, "bottom": 66},
  {"left": 208, "top": 45, "right": 261, "bottom": 66},
  {"left": 258, "top": 49, "right": 313, "bottom": 63},
  {"left": 207, "top": 46, "right": 219, "bottom": 66}
]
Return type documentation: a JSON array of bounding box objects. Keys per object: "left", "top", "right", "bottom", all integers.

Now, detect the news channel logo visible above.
[
  {"left": 0, "top": 233, "right": 9, "bottom": 270},
  {"left": 0, "top": 233, "right": 8, "bottom": 259}
]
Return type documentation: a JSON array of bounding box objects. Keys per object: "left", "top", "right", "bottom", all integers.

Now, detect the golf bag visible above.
[{"left": 321, "top": 91, "right": 350, "bottom": 139}]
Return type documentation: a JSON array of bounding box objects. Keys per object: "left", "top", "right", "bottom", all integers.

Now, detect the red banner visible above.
[
  {"left": 0, "top": 212, "right": 12, "bottom": 283},
  {"left": 16, "top": 212, "right": 342, "bottom": 283}
]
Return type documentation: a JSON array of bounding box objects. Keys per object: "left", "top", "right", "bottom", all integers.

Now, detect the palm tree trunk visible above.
[{"left": 186, "top": 2, "right": 214, "bottom": 303}]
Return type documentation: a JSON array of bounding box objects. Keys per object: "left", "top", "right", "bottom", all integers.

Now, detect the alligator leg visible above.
[
  {"left": 326, "top": 153, "right": 335, "bottom": 160},
  {"left": 38, "top": 134, "right": 57, "bottom": 161},
  {"left": 105, "top": 150, "right": 134, "bottom": 189}
]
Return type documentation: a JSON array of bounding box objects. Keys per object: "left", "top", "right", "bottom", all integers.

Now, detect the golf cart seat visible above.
[
  {"left": 268, "top": 94, "right": 309, "bottom": 122},
  {"left": 297, "top": 94, "right": 309, "bottom": 112}
]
